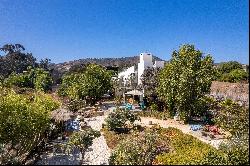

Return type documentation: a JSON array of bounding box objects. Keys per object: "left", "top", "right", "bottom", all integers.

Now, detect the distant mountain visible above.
[{"left": 49, "top": 55, "right": 165, "bottom": 83}]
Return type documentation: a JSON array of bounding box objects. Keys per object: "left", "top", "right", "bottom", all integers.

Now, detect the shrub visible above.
[
  {"left": 0, "top": 87, "right": 60, "bottom": 164},
  {"left": 3, "top": 67, "right": 53, "bottom": 92},
  {"left": 150, "top": 103, "right": 158, "bottom": 112},
  {"left": 137, "top": 110, "right": 169, "bottom": 120},
  {"left": 33, "top": 68, "right": 53, "bottom": 92},
  {"left": 217, "top": 61, "right": 243, "bottom": 74},
  {"left": 200, "top": 143, "right": 249, "bottom": 165},
  {"left": 66, "top": 99, "right": 86, "bottom": 112},
  {"left": 109, "top": 128, "right": 169, "bottom": 165},
  {"left": 101, "top": 128, "right": 129, "bottom": 149},
  {"left": 198, "top": 150, "right": 228, "bottom": 165},
  {"left": 214, "top": 99, "right": 249, "bottom": 140},
  {"left": 153, "top": 127, "right": 220, "bottom": 165},
  {"left": 219, "top": 69, "right": 248, "bottom": 83},
  {"left": 105, "top": 108, "right": 141, "bottom": 132},
  {"left": 114, "top": 96, "right": 122, "bottom": 106},
  {"left": 67, "top": 128, "right": 101, "bottom": 153},
  {"left": 213, "top": 98, "right": 249, "bottom": 165}
]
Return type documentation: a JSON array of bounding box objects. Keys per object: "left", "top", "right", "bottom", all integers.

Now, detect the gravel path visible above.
[
  {"left": 36, "top": 115, "right": 110, "bottom": 165},
  {"left": 35, "top": 141, "right": 82, "bottom": 165},
  {"left": 82, "top": 116, "right": 111, "bottom": 165}
]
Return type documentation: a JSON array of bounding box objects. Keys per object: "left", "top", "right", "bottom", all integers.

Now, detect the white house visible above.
[
  {"left": 118, "top": 52, "right": 165, "bottom": 87},
  {"left": 117, "top": 66, "right": 137, "bottom": 86}
]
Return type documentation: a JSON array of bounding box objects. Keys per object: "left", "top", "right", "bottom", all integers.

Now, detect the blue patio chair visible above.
[
  {"left": 139, "top": 102, "right": 145, "bottom": 109},
  {"left": 190, "top": 124, "right": 203, "bottom": 131},
  {"left": 126, "top": 103, "right": 132, "bottom": 110}
]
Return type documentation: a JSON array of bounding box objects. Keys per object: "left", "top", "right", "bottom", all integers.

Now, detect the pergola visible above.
[{"left": 125, "top": 89, "right": 143, "bottom": 104}]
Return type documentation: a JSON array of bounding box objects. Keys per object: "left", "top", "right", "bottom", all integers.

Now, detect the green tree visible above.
[
  {"left": 33, "top": 68, "right": 53, "bottom": 91},
  {"left": 226, "top": 69, "right": 248, "bottom": 83},
  {"left": 141, "top": 67, "right": 162, "bottom": 97},
  {"left": 157, "top": 44, "right": 215, "bottom": 121},
  {"left": 39, "top": 58, "right": 51, "bottom": 71},
  {"left": 58, "top": 64, "right": 112, "bottom": 105},
  {"left": 3, "top": 67, "right": 53, "bottom": 92},
  {"left": 0, "top": 44, "right": 36, "bottom": 78},
  {"left": 215, "top": 61, "right": 248, "bottom": 83},
  {"left": 217, "top": 61, "right": 243, "bottom": 74}
]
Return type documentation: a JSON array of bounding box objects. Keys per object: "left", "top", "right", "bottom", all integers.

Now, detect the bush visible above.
[
  {"left": 0, "top": 87, "right": 60, "bottom": 164},
  {"left": 3, "top": 67, "right": 53, "bottom": 92},
  {"left": 101, "top": 128, "right": 129, "bottom": 149},
  {"left": 137, "top": 110, "right": 169, "bottom": 120},
  {"left": 66, "top": 99, "right": 86, "bottom": 112},
  {"left": 153, "top": 127, "right": 220, "bottom": 165},
  {"left": 67, "top": 128, "right": 101, "bottom": 153},
  {"left": 213, "top": 99, "right": 249, "bottom": 140},
  {"left": 200, "top": 143, "right": 249, "bottom": 165},
  {"left": 150, "top": 103, "right": 158, "bottom": 112},
  {"left": 105, "top": 108, "right": 141, "bottom": 132},
  {"left": 212, "top": 99, "right": 249, "bottom": 165},
  {"left": 198, "top": 150, "right": 228, "bottom": 165},
  {"left": 109, "top": 128, "right": 169, "bottom": 165},
  {"left": 219, "top": 69, "right": 248, "bottom": 83}
]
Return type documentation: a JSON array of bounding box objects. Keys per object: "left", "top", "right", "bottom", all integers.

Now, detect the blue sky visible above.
[{"left": 0, "top": 0, "right": 249, "bottom": 64}]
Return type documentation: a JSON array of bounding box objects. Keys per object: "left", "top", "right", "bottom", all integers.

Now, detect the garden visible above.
[{"left": 0, "top": 43, "right": 248, "bottom": 165}]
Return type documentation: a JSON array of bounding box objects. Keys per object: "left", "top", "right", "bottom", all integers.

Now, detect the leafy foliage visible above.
[
  {"left": 66, "top": 99, "right": 86, "bottom": 112},
  {"left": 219, "top": 68, "right": 248, "bottom": 83},
  {"left": 101, "top": 127, "right": 130, "bottom": 149},
  {"left": 3, "top": 67, "right": 53, "bottom": 92},
  {"left": 0, "top": 44, "right": 37, "bottom": 78},
  {"left": 212, "top": 99, "right": 249, "bottom": 164},
  {"left": 153, "top": 127, "right": 220, "bottom": 165},
  {"left": 0, "top": 87, "right": 60, "bottom": 164},
  {"left": 58, "top": 64, "right": 112, "bottom": 105},
  {"left": 140, "top": 67, "right": 161, "bottom": 97},
  {"left": 214, "top": 99, "right": 249, "bottom": 138},
  {"left": 157, "top": 44, "right": 215, "bottom": 122},
  {"left": 215, "top": 61, "right": 248, "bottom": 82},
  {"left": 67, "top": 128, "right": 101, "bottom": 152},
  {"left": 39, "top": 58, "right": 51, "bottom": 71},
  {"left": 105, "top": 108, "right": 141, "bottom": 132},
  {"left": 137, "top": 109, "right": 169, "bottom": 120},
  {"left": 109, "top": 128, "right": 169, "bottom": 165},
  {"left": 217, "top": 61, "right": 243, "bottom": 74}
]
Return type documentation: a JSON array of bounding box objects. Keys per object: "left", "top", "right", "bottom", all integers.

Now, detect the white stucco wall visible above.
[
  {"left": 118, "top": 52, "right": 165, "bottom": 87},
  {"left": 154, "top": 61, "right": 165, "bottom": 68},
  {"left": 140, "top": 53, "right": 153, "bottom": 62},
  {"left": 118, "top": 66, "right": 136, "bottom": 85},
  {"left": 138, "top": 53, "right": 153, "bottom": 85}
]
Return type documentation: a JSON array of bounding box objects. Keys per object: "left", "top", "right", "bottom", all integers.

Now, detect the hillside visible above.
[
  {"left": 52, "top": 55, "right": 164, "bottom": 70},
  {"left": 49, "top": 55, "right": 165, "bottom": 83}
]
